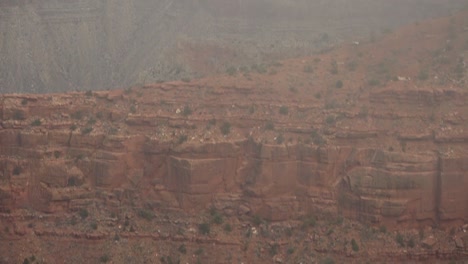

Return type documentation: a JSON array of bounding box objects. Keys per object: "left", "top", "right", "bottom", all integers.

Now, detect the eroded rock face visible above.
[{"left": 1, "top": 116, "right": 467, "bottom": 227}]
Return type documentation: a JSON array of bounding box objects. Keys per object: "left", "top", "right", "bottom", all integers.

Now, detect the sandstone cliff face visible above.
[{"left": 1, "top": 84, "right": 467, "bottom": 228}]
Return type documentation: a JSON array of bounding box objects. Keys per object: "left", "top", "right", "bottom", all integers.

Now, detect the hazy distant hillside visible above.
[{"left": 0, "top": 0, "right": 465, "bottom": 93}]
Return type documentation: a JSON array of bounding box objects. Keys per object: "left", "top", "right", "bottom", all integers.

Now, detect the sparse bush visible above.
[
  {"left": 177, "top": 135, "right": 188, "bottom": 145},
  {"left": 418, "top": 69, "right": 429, "bottom": 80},
  {"left": 396, "top": 232, "right": 405, "bottom": 247},
  {"left": 194, "top": 248, "right": 204, "bottom": 255},
  {"left": 311, "top": 130, "right": 325, "bottom": 146},
  {"left": 325, "top": 115, "right": 336, "bottom": 125},
  {"left": 70, "top": 124, "right": 77, "bottom": 131},
  {"left": 301, "top": 215, "right": 317, "bottom": 229},
  {"left": 269, "top": 243, "right": 279, "bottom": 256},
  {"left": 220, "top": 122, "right": 231, "bottom": 135},
  {"left": 178, "top": 244, "right": 187, "bottom": 254},
  {"left": 351, "top": 238, "right": 360, "bottom": 252},
  {"left": 289, "top": 86, "right": 298, "bottom": 93},
  {"left": 99, "top": 254, "right": 110, "bottom": 263},
  {"left": 182, "top": 105, "right": 192, "bottom": 116},
  {"left": 13, "top": 110, "right": 25, "bottom": 120},
  {"left": 181, "top": 77, "right": 191, "bottom": 83},
  {"left": 287, "top": 247, "right": 295, "bottom": 255},
  {"left": 347, "top": 60, "right": 358, "bottom": 71},
  {"left": 276, "top": 134, "right": 284, "bottom": 144},
  {"left": 87, "top": 117, "right": 96, "bottom": 125},
  {"left": 21, "top": 99, "right": 28, "bottom": 105},
  {"left": 335, "top": 80, "right": 343, "bottom": 88},
  {"left": 248, "top": 105, "right": 255, "bottom": 114},
  {"left": 408, "top": 237, "right": 415, "bottom": 248},
  {"left": 226, "top": 66, "right": 237, "bottom": 76},
  {"left": 85, "top": 90, "right": 93, "bottom": 97},
  {"left": 71, "top": 111, "right": 84, "bottom": 120},
  {"left": 138, "top": 209, "right": 154, "bottom": 221},
  {"left": 81, "top": 127, "right": 93, "bottom": 135},
  {"left": 90, "top": 222, "right": 98, "bottom": 230},
  {"left": 303, "top": 64, "right": 314, "bottom": 73},
  {"left": 198, "top": 222, "right": 210, "bottom": 235},
  {"left": 279, "top": 106, "right": 289, "bottom": 115},
  {"left": 212, "top": 213, "right": 223, "bottom": 225},
  {"left": 252, "top": 215, "right": 263, "bottom": 226},
  {"left": 368, "top": 79, "right": 381, "bottom": 86},
  {"left": 379, "top": 225, "right": 387, "bottom": 233},
  {"left": 224, "top": 223, "right": 232, "bottom": 233},
  {"left": 79, "top": 208, "right": 89, "bottom": 219},
  {"left": 330, "top": 60, "right": 338, "bottom": 75},
  {"left": 265, "top": 121, "right": 275, "bottom": 130},
  {"left": 12, "top": 166, "right": 21, "bottom": 175},
  {"left": 321, "top": 256, "right": 335, "bottom": 264}
]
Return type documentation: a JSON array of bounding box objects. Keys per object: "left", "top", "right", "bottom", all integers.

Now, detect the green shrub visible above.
[
  {"left": 81, "top": 127, "right": 93, "bottom": 134},
  {"left": 12, "top": 166, "right": 21, "bottom": 175},
  {"left": 71, "top": 111, "right": 84, "bottom": 120},
  {"left": 87, "top": 117, "right": 96, "bottom": 125},
  {"left": 224, "top": 223, "right": 232, "bottom": 233},
  {"left": 351, "top": 238, "right": 359, "bottom": 251},
  {"left": 303, "top": 65, "right": 314, "bottom": 73},
  {"left": 226, "top": 66, "right": 237, "bottom": 76},
  {"left": 79, "top": 208, "right": 89, "bottom": 219},
  {"left": 177, "top": 135, "right": 188, "bottom": 145},
  {"left": 276, "top": 134, "right": 284, "bottom": 144},
  {"left": 138, "top": 209, "right": 154, "bottom": 221},
  {"left": 368, "top": 79, "right": 380, "bottom": 86},
  {"left": 335, "top": 80, "right": 343, "bottom": 88},
  {"left": 347, "top": 60, "right": 358, "bottom": 71},
  {"left": 325, "top": 115, "right": 336, "bottom": 125},
  {"left": 212, "top": 213, "right": 223, "bottom": 225},
  {"left": 269, "top": 243, "right": 279, "bottom": 256},
  {"left": 321, "top": 256, "right": 335, "bottom": 264},
  {"left": 408, "top": 237, "right": 415, "bottom": 248},
  {"left": 396, "top": 233, "right": 405, "bottom": 247},
  {"left": 301, "top": 215, "right": 317, "bottom": 229},
  {"left": 99, "top": 254, "right": 110, "bottom": 263},
  {"left": 198, "top": 222, "right": 210, "bottom": 235},
  {"left": 418, "top": 69, "right": 429, "bottom": 80},
  {"left": 279, "top": 106, "right": 289, "bottom": 115},
  {"left": 182, "top": 105, "right": 192, "bottom": 116},
  {"left": 330, "top": 61, "right": 338, "bottom": 75},
  {"left": 178, "top": 244, "right": 187, "bottom": 254},
  {"left": 379, "top": 225, "right": 387, "bottom": 233},
  {"left": 265, "top": 121, "right": 275, "bottom": 130},
  {"left": 220, "top": 122, "right": 231, "bottom": 135},
  {"left": 194, "top": 248, "right": 204, "bottom": 255},
  {"left": 13, "top": 110, "right": 25, "bottom": 120}
]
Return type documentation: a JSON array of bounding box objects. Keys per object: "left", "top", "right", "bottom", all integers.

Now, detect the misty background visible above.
[{"left": 0, "top": 0, "right": 466, "bottom": 94}]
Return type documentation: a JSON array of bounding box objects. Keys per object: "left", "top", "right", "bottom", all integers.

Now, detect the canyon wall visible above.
[{"left": 1, "top": 83, "right": 467, "bottom": 228}]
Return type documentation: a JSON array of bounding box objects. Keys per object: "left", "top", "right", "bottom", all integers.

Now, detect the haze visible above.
[{"left": 0, "top": 0, "right": 466, "bottom": 93}]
